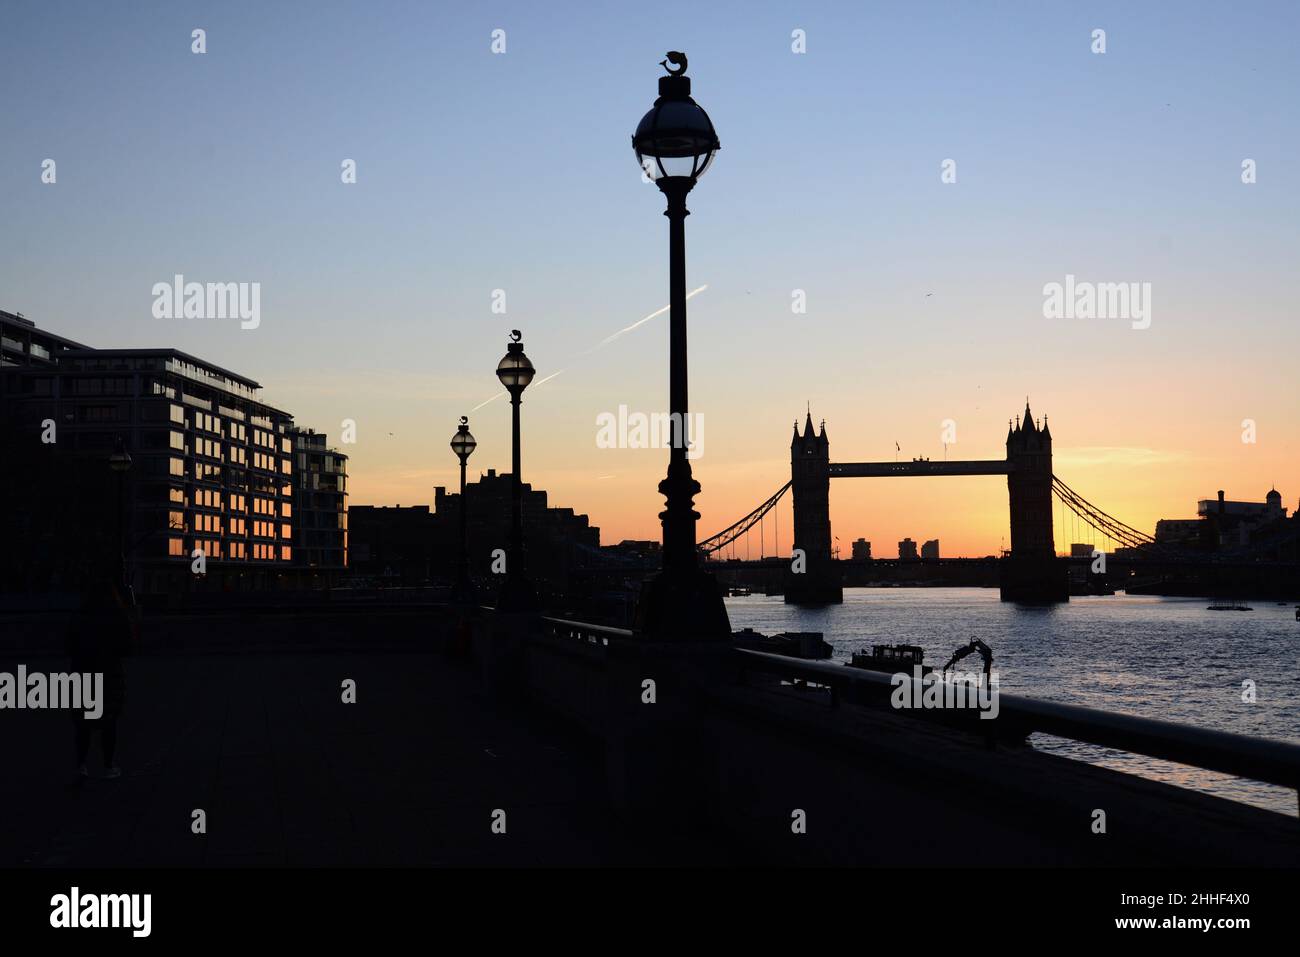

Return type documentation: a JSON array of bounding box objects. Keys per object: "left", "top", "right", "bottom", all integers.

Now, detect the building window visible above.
[{"left": 79, "top": 405, "right": 119, "bottom": 422}]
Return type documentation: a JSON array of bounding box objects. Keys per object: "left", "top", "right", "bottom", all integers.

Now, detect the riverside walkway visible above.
[
  {"left": 2, "top": 604, "right": 1297, "bottom": 867},
  {"left": 0, "top": 647, "right": 737, "bottom": 867}
]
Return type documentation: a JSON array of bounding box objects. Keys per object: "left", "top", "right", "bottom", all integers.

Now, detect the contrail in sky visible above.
[{"left": 470, "top": 285, "right": 708, "bottom": 412}]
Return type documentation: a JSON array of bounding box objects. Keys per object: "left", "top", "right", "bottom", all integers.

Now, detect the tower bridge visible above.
[
  {"left": 697, "top": 402, "right": 1163, "bottom": 605},
  {"left": 784, "top": 401, "right": 1062, "bottom": 604}
]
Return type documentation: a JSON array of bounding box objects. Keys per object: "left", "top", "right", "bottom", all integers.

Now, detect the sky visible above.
[{"left": 2, "top": 0, "right": 1297, "bottom": 557}]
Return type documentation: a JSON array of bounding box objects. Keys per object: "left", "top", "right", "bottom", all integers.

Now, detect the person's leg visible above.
[
  {"left": 73, "top": 716, "right": 92, "bottom": 768},
  {"left": 101, "top": 718, "right": 119, "bottom": 772}
]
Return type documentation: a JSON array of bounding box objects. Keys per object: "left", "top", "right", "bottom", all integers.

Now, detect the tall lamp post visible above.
[
  {"left": 631, "top": 52, "right": 730, "bottom": 640},
  {"left": 495, "top": 331, "right": 536, "bottom": 611},
  {"left": 108, "top": 435, "right": 133, "bottom": 594},
  {"left": 449, "top": 416, "right": 477, "bottom": 602}
]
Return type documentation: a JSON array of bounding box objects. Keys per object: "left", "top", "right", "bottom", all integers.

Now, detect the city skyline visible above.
[{"left": 2, "top": 0, "right": 1296, "bottom": 556}]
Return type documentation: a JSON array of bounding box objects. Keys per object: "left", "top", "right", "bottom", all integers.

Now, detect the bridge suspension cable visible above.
[
  {"left": 700, "top": 474, "right": 1155, "bottom": 559},
  {"left": 1051, "top": 475, "right": 1154, "bottom": 550},
  {"left": 698, "top": 481, "right": 791, "bottom": 556}
]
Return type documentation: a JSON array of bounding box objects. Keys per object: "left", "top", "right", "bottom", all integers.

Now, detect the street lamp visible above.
[
  {"left": 449, "top": 416, "right": 477, "bottom": 602},
  {"left": 495, "top": 331, "right": 536, "bottom": 611},
  {"left": 630, "top": 52, "right": 730, "bottom": 640},
  {"left": 108, "top": 435, "right": 132, "bottom": 594}
]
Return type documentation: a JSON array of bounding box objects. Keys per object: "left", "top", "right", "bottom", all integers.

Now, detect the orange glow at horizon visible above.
[{"left": 342, "top": 387, "right": 1298, "bottom": 560}]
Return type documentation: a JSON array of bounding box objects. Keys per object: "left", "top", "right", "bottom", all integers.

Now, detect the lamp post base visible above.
[{"left": 633, "top": 567, "right": 731, "bottom": 641}]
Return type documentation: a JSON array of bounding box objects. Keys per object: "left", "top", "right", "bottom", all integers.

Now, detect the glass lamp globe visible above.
[
  {"left": 496, "top": 334, "right": 535, "bottom": 395},
  {"left": 633, "top": 68, "right": 720, "bottom": 182}
]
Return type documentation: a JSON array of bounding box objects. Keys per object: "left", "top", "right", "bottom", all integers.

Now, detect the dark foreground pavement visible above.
[{"left": 0, "top": 650, "right": 738, "bottom": 867}]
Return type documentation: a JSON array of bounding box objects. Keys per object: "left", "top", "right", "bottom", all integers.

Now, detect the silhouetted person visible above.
[{"left": 65, "top": 572, "right": 134, "bottom": 780}]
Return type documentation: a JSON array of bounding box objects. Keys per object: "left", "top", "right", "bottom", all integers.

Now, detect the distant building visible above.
[
  {"left": 920, "top": 539, "right": 940, "bottom": 560},
  {"left": 851, "top": 538, "right": 872, "bottom": 560},
  {"left": 350, "top": 468, "right": 601, "bottom": 595},
  {"left": 898, "top": 537, "right": 918, "bottom": 561},
  {"left": 347, "top": 505, "right": 435, "bottom": 582},
  {"left": 1, "top": 310, "right": 314, "bottom": 597},
  {"left": 1153, "top": 520, "right": 1201, "bottom": 546},
  {"left": 1182, "top": 488, "right": 1288, "bottom": 549},
  {"left": 1148, "top": 488, "right": 1292, "bottom": 552},
  {"left": 1197, "top": 488, "right": 1286, "bottom": 522},
  {"left": 289, "top": 428, "right": 348, "bottom": 578},
  {"left": 608, "top": 540, "right": 662, "bottom": 563},
  {"left": 0, "top": 310, "right": 85, "bottom": 368},
  {"left": 434, "top": 468, "right": 599, "bottom": 578}
]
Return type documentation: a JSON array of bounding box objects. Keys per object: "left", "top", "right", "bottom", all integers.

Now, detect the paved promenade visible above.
[
  {"left": 5, "top": 608, "right": 1298, "bottom": 868},
  {"left": 0, "top": 649, "right": 735, "bottom": 867}
]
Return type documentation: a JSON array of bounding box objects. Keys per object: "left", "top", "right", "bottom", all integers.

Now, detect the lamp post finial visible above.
[{"left": 660, "top": 51, "right": 687, "bottom": 75}]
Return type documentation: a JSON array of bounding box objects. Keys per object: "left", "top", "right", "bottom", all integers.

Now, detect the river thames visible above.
[{"left": 725, "top": 587, "right": 1300, "bottom": 816}]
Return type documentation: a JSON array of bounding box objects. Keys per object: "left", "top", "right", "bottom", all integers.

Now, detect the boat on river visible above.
[
  {"left": 732, "top": 628, "right": 833, "bottom": 659},
  {"left": 847, "top": 643, "right": 932, "bottom": 676}
]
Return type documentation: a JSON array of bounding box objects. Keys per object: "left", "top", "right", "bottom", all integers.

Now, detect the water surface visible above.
[{"left": 726, "top": 587, "right": 1300, "bottom": 816}]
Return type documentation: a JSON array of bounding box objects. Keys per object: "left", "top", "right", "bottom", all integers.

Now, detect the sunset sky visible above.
[{"left": 2, "top": 0, "right": 1296, "bottom": 557}]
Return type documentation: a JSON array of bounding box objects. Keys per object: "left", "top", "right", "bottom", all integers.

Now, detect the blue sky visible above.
[{"left": 3, "top": 0, "right": 1296, "bottom": 548}]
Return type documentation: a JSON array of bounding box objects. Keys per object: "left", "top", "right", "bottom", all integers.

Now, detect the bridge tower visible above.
[
  {"left": 1001, "top": 402, "right": 1068, "bottom": 603},
  {"left": 786, "top": 412, "right": 843, "bottom": 604}
]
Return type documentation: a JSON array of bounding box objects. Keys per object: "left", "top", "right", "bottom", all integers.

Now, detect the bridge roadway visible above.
[
  {"left": 830, "top": 459, "right": 1012, "bottom": 478},
  {"left": 2, "top": 602, "right": 1296, "bottom": 867}
]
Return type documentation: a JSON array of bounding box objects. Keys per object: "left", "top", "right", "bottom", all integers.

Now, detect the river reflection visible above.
[{"left": 726, "top": 587, "right": 1300, "bottom": 816}]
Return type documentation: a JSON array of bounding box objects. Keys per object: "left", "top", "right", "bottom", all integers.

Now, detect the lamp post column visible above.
[
  {"left": 494, "top": 333, "right": 536, "bottom": 612},
  {"left": 509, "top": 389, "right": 524, "bottom": 585},
  {"left": 659, "top": 178, "right": 700, "bottom": 574},
  {"left": 458, "top": 454, "right": 469, "bottom": 594},
  {"left": 449, "top": 416, "right": 477, "bottom": 604}
]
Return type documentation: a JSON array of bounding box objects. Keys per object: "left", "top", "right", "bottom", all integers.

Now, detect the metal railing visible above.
[
  {"left": 540, "top": 616, "right": 632, "bottom": 647},
  {"left": 503, "top": 612, "right": 1300, "bottom": 810},
  {"left": 733, "top": 648, "right": 1300, "bottom": 809}
]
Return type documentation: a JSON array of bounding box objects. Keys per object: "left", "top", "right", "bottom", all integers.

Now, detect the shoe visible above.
[{"left": 104, "top": 766, "right": 122, "bottom": 779}]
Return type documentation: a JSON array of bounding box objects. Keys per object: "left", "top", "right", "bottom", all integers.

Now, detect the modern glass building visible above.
[
  {"left": 289, "top": 427, "right": 348, "bottom": 578},
  {"left": 1, "top": 310, "right": 342, "bottom": 598}
]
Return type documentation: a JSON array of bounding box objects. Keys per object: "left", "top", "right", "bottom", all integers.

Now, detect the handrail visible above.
[
  {"left": 540, "top": 616, "right": 634, "bottom": 646},
  {"left": 733, "top": 648, "right": 1300, "bottom": 800},
  {"left": 541, "top": 616, "right": 634, "bottom": 638}
]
